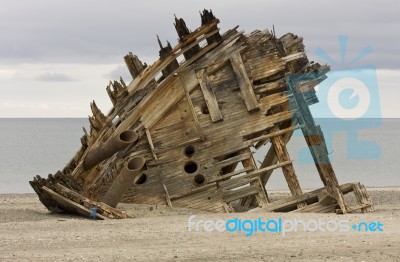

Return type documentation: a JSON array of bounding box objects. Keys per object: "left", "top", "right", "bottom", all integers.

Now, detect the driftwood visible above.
[{"left": 29, "top": 9, "right": 374, "bottom": 219}]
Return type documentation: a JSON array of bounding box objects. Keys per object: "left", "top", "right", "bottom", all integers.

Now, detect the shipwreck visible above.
[{"left": 30, "top": 10, "right": 374, "bottom": 219}]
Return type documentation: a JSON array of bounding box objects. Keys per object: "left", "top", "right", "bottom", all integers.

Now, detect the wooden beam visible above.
[
  {"left": 259, "top": 120, "right": 297, "bottom": 185},
  {"left": 288, "top": 76, "right": 346, "bottom": 213},
  {"left": 291, "top": 203, "right": 337, "bottom": 213},
  {"left": 230, "top": 52, "right": 260, "bottom": 112},
  {"left": 196, "top": 68, "right": 223, "bottom": 122},
  {"left": 219, "top": 161, "right": 292, "bottom": 189},
  {"left": 281, "top": 52, "right": 306, "bottom": 63},
  {"left": 53, "top": 183, "right": 129, "bottom": 219},
  {"left": 238, "top": 148, "right": 269, "bottom": 208},
  {"left": 269, "top": 126, "right": 304, "bottom": 208},
  {"left": 244, "top": 125, "right": 301, "bottom": 146},
  {"left": 184, "top": 90, "right": 205, "bottom": 140},
  {"left": 264, "top": 183, "right": 354, "bottom": 212},
  {"left": 42, "top": 186, "right": 108, "bottom": 220},
  {"left": 145, "top": 129, "right": 158, "bottom": 161},
  {"left": 203, "top": 152, "right": 252, "bottom": 176},
  {"left": 127, "top": 21, "right": 220, "bottom": 94}
]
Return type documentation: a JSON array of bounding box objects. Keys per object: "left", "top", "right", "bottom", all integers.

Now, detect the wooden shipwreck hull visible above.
[{"left": 30, "top": 10, "right": 374, "bottom": 219}]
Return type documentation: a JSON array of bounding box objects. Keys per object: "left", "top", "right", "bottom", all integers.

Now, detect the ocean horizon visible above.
[{"left": 1, "top": 118, "right": 399, "bottom": 193}]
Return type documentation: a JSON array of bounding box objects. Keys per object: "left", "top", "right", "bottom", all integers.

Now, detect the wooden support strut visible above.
[
  {"left": 288, "top": 76, "right": 346, "bottom": 213},
  {"left": 238, "top": 148, "right": 269, "bottom": 208},
  {"left": 269, "top": 126, "right": 306, "bottom": 208}
]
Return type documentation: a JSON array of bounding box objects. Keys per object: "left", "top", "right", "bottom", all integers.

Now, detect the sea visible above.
[{"left": 0, "top": 118, "right": 399, "bottom": 193}]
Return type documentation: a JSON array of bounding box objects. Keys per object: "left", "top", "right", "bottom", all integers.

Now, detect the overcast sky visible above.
[{"left": 0, "top": 0, "right": 398, "bottom": 117}]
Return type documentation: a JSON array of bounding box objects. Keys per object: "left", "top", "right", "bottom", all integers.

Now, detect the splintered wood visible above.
[{"left": 29, "top": 9, "right": 374, "bottom": 219}]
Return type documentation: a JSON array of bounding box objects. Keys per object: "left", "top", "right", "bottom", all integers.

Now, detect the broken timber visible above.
[{"left": 29, "top": 9, "right": 374, "bottom": 219}]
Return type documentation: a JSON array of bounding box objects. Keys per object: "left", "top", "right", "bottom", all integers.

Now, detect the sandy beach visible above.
[{"left": 0, "top": 188, "right": 399, "bottom": 261}]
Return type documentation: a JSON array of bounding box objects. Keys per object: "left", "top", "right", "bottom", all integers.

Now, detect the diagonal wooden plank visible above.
[
  {"left": 42, "top": 186, "right": 108, "bottom": 220},
  {"left": 196, "top": 68, "right": 223, "bottom": 122},
  {"left": 230, "top": 52, "right": 260, "bottom": 112}
]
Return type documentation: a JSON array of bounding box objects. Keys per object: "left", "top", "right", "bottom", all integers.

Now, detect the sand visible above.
[{"left": 0, "top": 188, "right": 399, "bottom": 261}]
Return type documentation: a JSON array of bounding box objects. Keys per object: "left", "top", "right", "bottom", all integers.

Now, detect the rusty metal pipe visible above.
[
  {"left": 102, "top": 156, "right": 147, "bottom": 207},
  {"left": 83, "top": 130, "right": 138, "bottom": 170}
]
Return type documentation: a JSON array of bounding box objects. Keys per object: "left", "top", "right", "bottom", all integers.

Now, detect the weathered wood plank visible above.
[
  {"left": 291, "top": 203, "right": 337, "bottom": 213},
  {"left": 223, "top": 183, "right": 261, "bottom": 203},
  {"left": 238, "top": 148, "right": 269, "bottom": 208},
  {"left": 230, "top": 52, "right": 259, "bottom": 112},
  {"left": 169, "top": 183, "right": 217, "bottom": 200},
  {"left": 270, "top": 126, "right": 303, "bottom": 197},
  {"left": 145, "top": 129, "right": 158, "bottom": 161},
  {"left": 282, "top": 52, "right": 306, "bottom": 62},
  {"left": 288, "top": 76, "right": 346, "bottom": 213},
  {"left": 127, "top": 21, "right": 220, "bottom": 94},
  {"left": 203, "top": 152, "right": 252, "bottom": 175},
  {"left": 219, "top": 160, "right": 292, "bottom": 190},
  {"left": 124, "top": 52, "right": 146, "bottom": 79},
  {"left": 196, "top": 68, "right": 223, "bottom": 122},
  {"left": 208, "top": 167, "right": 253, "bottom": 183},
  {"left": 162, "top": 184, "right": 173, "bottom": 208},
  {"left": 264, "top": 183, "right": 354, "bottom": 212},
  {"left": 352, "top": 182, "right": 375, "bottom": 213},
  {"left": 42, "top": 186, "right": 108, "bottom": 220},
  {"left": 244, "top": 125, "right": 301, "bottom": 146}
]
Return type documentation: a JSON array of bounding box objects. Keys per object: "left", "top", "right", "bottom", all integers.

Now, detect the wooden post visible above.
[
  {"left": 174, "top": 16, "right": 201, "bottom": 60},
  {"left": 124, "top": 52, "right": 146, "bottom": 79},
  {"left": 200, "top": 9, "right": 221, "bottom": 44},
  {"left": 157, "top": 36, "right": 180, "bottom": 79}
]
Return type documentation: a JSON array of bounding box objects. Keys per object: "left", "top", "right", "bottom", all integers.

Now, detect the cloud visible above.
[
  {"left": 0, "top": 0, "right": 399, "bottom": 117},
  {"left": 0, "top": 0, "right": 398, "bottom": 70},
  {"left": 102, "top": 65, "right": 132, "bottom": 82},
  {"left": 35, "top": 72, "right": 75, "bottom": 82}
]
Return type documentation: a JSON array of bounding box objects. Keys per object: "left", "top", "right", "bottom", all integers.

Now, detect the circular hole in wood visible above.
[
  {"left": 127, "top": 157, "right": 146, "bottom": 171},
  {"left": 134, "top": 173, "right": 147, "bottom": 185},
  {"left": 119, "top": 130, "right": 138, "bottom": 143},
  {"left": 201, "top": 104, "right": 209, "bottom": 114},
  {"left": 193, "top": 174, "right": 206, "bottom": 186},
  {"left": 184, "top": 161, "right": 198, "bottom": 174},
  {"left": 183, "top": 144, "right": 197, "bottom": 157}
]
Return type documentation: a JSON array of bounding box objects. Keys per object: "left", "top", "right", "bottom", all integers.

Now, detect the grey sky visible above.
[{"left": 0, "top": 0, "right": 398, "bottom": 117}]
